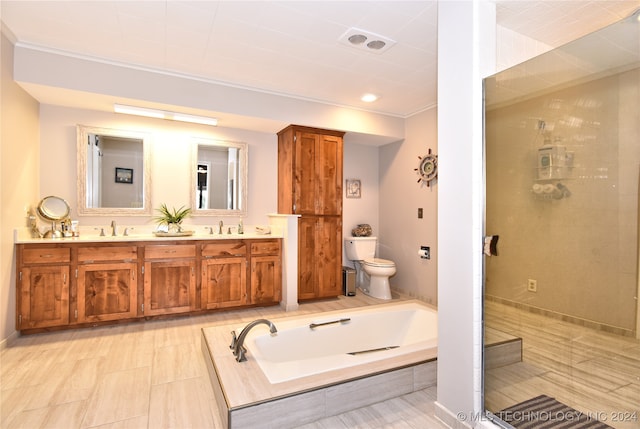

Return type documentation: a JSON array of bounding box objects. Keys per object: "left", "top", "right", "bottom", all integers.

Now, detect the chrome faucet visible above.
[
  {"left": 230, "top": 319, "right": 277, "bottom": 362},
  {"left": 110, "top": 220, "right": 117, "bottom": 236},
  {"left": 218, "top": 220, "right": 223, "bottom": 235}
]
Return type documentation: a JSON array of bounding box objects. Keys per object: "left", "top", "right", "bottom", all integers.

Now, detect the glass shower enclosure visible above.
[{"left": 483, "top": 10, "right": 639, "bottom": 428}]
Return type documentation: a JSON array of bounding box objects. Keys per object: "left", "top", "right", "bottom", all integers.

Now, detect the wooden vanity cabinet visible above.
[
  {"left": 16, "top": 237, "right": 282, "bottom": 333},
  {"left": 76, "top": 246, "right": 138, "bottom": 323},
  {"left": 278, "top": 124, "right": 344, "bottom": 300},
  {"left": 297, "top": 216, "right": 342, "bottom": 300},
  {"left": 277, "top": 125, "right": 344, "bottom": 215},
  {"left": 17, "top": 245, "right": 71, "bottom": 329},
  {"left": 249, "top": 240, "right": 282, "bottom": 305},
  {"left": 201, "top": 241, "right": 247, "bottom": 309},
  {"left": 143, "top": 244, "right": 197, "bottom": 316}
]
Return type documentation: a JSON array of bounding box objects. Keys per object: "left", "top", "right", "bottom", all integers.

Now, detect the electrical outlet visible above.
[{"left": 527, "top": 279, "right": 537, "bottom": 292}]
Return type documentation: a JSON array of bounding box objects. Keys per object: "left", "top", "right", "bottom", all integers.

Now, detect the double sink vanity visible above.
[
  {"left": 15, "top": 230, "right": 282, "bottom": 334},
  {"left": 15, "top": 125, "right": 288, "bottom": 334}
]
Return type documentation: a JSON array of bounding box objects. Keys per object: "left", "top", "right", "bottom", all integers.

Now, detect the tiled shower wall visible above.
[{"left": 485, "top": 68, "right": 640, "bottom": 332}]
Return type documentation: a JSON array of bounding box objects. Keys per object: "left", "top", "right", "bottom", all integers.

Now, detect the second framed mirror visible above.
[{"left": 191, "top": 138, "right": 247, "bottom": 217}]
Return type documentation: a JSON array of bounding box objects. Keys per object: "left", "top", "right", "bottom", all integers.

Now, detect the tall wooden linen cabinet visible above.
[{"left": 277, "top": 125, "right": 345, "bottom": 300}]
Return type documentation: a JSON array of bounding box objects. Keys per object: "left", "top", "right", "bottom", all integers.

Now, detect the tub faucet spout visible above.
[{"left": 230, "top": 319, "right": 277, "bottom": 362}]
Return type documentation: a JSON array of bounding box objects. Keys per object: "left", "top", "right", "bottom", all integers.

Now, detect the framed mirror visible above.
[
  {"left": 191, "top": 138, "right": 247, "bottom": 217},
  {"left": 77, "top": 125, "right": 152, "bottom": 215}
]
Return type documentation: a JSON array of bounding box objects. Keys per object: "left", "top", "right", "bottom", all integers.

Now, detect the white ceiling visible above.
[{"left": 1, "top": 0, "right": 638, "bottom": 119}]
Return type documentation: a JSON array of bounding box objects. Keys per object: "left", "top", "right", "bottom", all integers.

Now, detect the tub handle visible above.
[{"left": 309, "top": 318, "right": 351, "bottom": 329}]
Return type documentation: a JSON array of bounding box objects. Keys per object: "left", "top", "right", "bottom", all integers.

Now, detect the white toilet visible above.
[{"left": 344, "top": 236, "right": 396, "bottom": 300}]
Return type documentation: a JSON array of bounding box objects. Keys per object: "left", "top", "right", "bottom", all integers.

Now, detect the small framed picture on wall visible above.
[
  {"left": 115, "top": 167, "right": 133, "bottom": 184},
  {"left": 346, "top": 179, "right": 361, "bottom": 198}
]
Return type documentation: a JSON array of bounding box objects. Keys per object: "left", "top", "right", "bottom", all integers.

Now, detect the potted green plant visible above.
[{"left": 154, "top": 204, "right": 192, "bottom": 233}]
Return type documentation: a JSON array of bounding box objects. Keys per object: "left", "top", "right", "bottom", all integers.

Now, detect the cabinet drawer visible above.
[
  {"left": 22, "top": 247, "right": 70, "bottom": 264},
  {"left": 202, "top": 241, "right": 246, "bottom": 258},
  {"left": 250, "top": 240, "right": 281, "bottom": 256},
  {"left": 145, "top": 244, "right": 196, "bottom": 259},
  {"left": 78, "top": 246, "right": 137, "bottom": 262}
]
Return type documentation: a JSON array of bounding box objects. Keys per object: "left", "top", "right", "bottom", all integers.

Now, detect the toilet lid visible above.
[{"left": 364, "top": 258, "right": 395, "bottom": 267}]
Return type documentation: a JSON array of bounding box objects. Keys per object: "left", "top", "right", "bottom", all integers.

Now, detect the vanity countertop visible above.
[{"left": 14, "top": 226, "right": 281, "bottom": 244}]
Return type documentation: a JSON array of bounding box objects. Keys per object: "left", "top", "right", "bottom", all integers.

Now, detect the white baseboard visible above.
[{"left": 0, "top": 330, "right": 19, "bottom": 352}]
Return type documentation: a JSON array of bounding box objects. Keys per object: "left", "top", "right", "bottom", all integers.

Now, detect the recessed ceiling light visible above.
[{"left": 361, "top": 94, "right": 378, "bottom": 103}]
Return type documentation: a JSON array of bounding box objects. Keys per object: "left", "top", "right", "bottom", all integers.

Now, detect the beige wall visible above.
[
  {"left": 485, "top": 69, "right": 640, "bottom": 331},
  {"left": 38, "top": 105, "right": 279, "bottom": 228},
  {"left": 380, "top": 107, "right": 438, "bottom": 304},
  {"left": 0, "top": 43, "right": 441, "bottom": 344},
  {"left": 1, "top": 32, "right": 40, "bottom": 345},
  {"left": 343, "top": 140, "right": 381, "bottom": 264}
]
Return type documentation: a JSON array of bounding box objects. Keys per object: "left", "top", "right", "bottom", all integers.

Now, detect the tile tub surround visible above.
[{"left": 201, "top": 301, "right": 438, "bottom": 429}]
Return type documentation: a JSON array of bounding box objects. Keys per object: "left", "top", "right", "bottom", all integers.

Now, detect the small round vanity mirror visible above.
[{"left": 37, "top": 196, "right": 70, "bottom": 238}]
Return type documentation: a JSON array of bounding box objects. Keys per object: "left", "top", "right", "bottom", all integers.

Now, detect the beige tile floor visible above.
[
  {"left": 485, "top": 300, "right": 640, "bottom": 429},
  {"left": 1, "top": 294, "right": 448, "bottom": 429}
]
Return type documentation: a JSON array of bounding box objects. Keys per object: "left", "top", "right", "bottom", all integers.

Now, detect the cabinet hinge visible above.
[
  {"left": 74, "top": 309, "right": 78, "bottom": 319},
  {"left": 75, "top": 269, "right": 78, "bottom": 278},
  {"left": 19, "top": 271, "right": 22, "bottom": 281},
  {"left": 141, "top": 266, "right": 145, "bottom": 275},
  {"left": 18, "top": 314, "right": 22, "bottom": 326},
  {"left": 141, "top": 303, "right": 144, "bottom": 313}
]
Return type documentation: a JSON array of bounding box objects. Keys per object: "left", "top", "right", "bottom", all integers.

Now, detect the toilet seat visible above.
[{"left": 364, "top": 258, "right": 395, "bottom": 268}]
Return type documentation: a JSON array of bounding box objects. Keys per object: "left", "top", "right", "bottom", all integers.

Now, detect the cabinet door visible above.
[
  {"left": 201, "top": 257, "right": 247, "bottom": 309},
  {"left": 77, "top": 262, "right": 137, "bottom": 323},
  {"left": 251, "top": 255, "right": 282, "bottom": 304},
  {"left": 294, "top": 131, "right": 318, "bottom": 214},
  {"left": 298, "top": 216, "right": 319, "bottom": 299},
  {"left": 298, "top": 216, "right": 342, "bottom": 300},
  {"left": 316, "top": 216, "right": 343, "bottom": 298},
  {"left": 315, "top": 133, "right": 343, "bottom": 215},
  {"left": 19, "top": 265, "right": 70, "bottom": 329},
  {"left": 293, "top": 131, "right": 343, "bottom": 215},
  {"left": 143, "top": 260, "right": 196, "bottom": 316}
]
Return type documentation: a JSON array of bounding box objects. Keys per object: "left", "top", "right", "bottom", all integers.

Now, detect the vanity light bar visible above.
[{"left": 114, "top": 104, "right": 218, "bottom": 126}]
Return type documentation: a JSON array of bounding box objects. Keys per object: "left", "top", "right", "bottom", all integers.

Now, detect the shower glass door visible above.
[{"left": 483, "top": 11, "right": 640, "bottom": 428}]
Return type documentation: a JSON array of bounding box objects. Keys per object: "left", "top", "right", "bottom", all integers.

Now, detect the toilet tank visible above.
[{"left": 344, "top": 236, "right": 377, "bottom": 261}]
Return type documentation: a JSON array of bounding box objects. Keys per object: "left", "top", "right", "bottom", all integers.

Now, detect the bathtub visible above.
[
  {"left": 241, "top": 301, "right": 438, "bottom": 383},
  {"left": 202, "top": 300, "right": 438, "bottom": 429}
]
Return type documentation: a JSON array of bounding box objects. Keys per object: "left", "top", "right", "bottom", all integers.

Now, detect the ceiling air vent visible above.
[{"left": 339, "top": 28, "right": 396, "bottom": 54}]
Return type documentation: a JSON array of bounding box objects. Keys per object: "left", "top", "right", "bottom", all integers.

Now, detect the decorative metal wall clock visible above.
[{"left": 415, "top": 148, "right": 438, "bottom": 186}]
